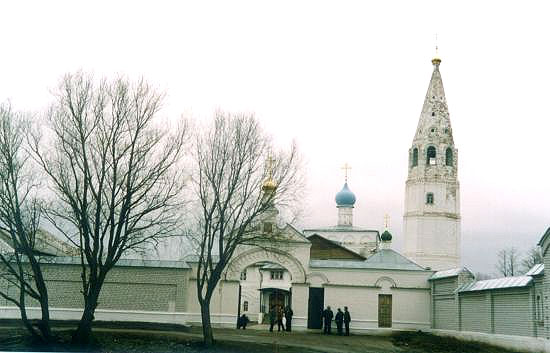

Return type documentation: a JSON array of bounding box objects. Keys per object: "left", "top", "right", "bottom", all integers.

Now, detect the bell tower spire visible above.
[{"left": 403, "top": 55, "right": 461, "bottom": 270}]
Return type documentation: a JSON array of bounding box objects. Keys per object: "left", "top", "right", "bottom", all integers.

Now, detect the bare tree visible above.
[
  {"left": 496, "top": 247, "right": 520, "bottom": 277},
  {"left": 30, "top": 73, "right": 188, "bottom": 344},
  {"left": 474, "top": 272, "right": 493, "bottom": 280},
  {"left": 521, "top": 246, "right": 542, "bottom": 273},
  {"left": 191, "top": 111, "right": 303, "bottom": 346},
  {"left": 0, "top": 103, "right": 53, "bottom": 343}
]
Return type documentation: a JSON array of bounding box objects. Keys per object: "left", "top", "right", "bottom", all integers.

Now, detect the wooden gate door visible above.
[
  {"left": 269, "top": 291, "right": 285, "bottom": 310},
  {"left": 307, "top": 288, "right": 324, "bottom": 329},
  {"left": 378, "top": 294, "right": 392, "bottom": 328}
]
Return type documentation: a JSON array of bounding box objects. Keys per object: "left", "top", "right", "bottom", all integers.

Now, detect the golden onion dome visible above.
[{"left": 262, "top": 178, "right": 277, "bottom": 192}]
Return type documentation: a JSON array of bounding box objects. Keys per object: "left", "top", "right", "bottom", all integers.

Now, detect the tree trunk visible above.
[
  {"left": 200, "top": 301, "right": 214, "bottom": 346},
  {"left": 71, "top": 288, "right": 100, "bottom": 345},
  {"left": 17, "top": 275, "right": 42, "bottom": 342},
  {"left": 18, "top": 304, "right": 41, "bottom": 342},
  {"left": 38, "top": 296, "right": 53, "bottom": 342}
]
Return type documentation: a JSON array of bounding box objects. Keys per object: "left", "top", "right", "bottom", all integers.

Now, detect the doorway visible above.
[
  {"left": 269, "top": 290, "right": 286, "bottom": 310},
  {"left": 378, "top": 294, "right": 392, "bottom": 328},
  {"left": 307, "top": 287, "right": 324, "bottom": 329}
]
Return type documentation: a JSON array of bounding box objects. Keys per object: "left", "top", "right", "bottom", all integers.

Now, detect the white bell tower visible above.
[{"left": 403, "top": 54, "right": 461, "bottom": 270}]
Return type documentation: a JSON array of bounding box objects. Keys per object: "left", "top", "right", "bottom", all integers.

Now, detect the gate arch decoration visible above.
[{"left": 224, "top": 247, "right": 307, "bottom": 283}]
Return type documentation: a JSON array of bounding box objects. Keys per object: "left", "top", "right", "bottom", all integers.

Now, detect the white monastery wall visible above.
[{"left": 315, "top": 267, "right": 432, "bottom": 289}]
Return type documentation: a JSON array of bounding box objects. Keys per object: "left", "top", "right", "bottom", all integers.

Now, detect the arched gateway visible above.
[
  {"left": 224, "top": 247, "right": 307, "bottom": 283},
  {"left": 224, "top": 247, "right": 307, "bottom": 326}
]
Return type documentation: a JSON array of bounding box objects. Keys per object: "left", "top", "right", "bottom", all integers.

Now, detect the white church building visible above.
[
  {"left": 183, "top": 54, "right": 459, "bottom": 331},
  {"left": 3, "top": 55, "right": 550, "bottom": 351}
]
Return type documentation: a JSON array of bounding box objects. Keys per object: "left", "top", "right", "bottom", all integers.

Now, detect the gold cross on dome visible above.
[
  {"left": 384, "top": 214, "right": 390, "bottom": 229},
  {"left": 266, "top": 153, "right": 275, "bottom": 179},
  {"left": 341, "top": 163, "right": 351, "bottom": 182}
]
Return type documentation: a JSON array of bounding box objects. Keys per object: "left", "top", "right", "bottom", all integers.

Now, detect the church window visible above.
[
  {"left": 444, "top": 128, "right": 449, "bottom": 134},
  {"left": 426, "top": 146, "right": 436, "bottom": 165},
  {"left": 431, "top": 112, "right": 435, "bottom": 116},
  {"left": 270, "top": 270, "right": 283, "bottom": 280},
  {"left": 426, "top": 193, "right": 434, "bottom": 204},
  {"left": 412, "top": 148, "right": 418, "bottom": 167},
  {"left": 243, "top": 301, "right": 248, "bottom": 311},
  {"left": 446, "top": 148, "right": 453, "bottom": 166},
  {"left": 240, "top": 270, "right": 247, "bottom": 281},
  {"left": 263, "top": 222, "right": 273, "bottom": 233}
]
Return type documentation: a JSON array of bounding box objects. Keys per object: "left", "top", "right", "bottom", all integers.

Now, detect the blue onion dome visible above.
[
  {"left": 335, "top": 183, "right": 356, "bottom": 206},
  {"left": 381, "top": 230, "right": 392, "bottom": 242}
]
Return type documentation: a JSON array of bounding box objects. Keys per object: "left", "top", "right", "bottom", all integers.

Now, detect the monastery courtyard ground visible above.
[{"left": 0, "top": 322, "right": 518, "bottom": 353}]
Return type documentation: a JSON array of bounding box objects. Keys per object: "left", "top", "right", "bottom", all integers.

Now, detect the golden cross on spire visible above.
[
  {"left": 384, "top": 214, "right": 390, "bottom": 230},
  {"left": 432, "top": 33, "right": 441, "bottom": 65},
  {"left": 341, "top": 163, "right": 351, "bottom": 182},
  {"left": 266, "top": 153, "right": 275, "bottom": 180}
]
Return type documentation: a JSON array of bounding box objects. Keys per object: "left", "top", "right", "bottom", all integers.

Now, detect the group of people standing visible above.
[
  {"left": 268, "top": 305, "right": 293, "bottom": 332},
  {"left": 239, "top": 304, "right": 352, "bottom": 336},
  {"left": 322, "top": 306, "right": 351, "bottom": 336}
]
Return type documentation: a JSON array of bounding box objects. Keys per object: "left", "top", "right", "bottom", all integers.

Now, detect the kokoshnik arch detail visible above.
[{"left": 224, "top": 247, "right": 307, "bottom": 283}]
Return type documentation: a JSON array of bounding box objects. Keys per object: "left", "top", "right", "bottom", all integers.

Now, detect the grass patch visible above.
[{"left": 392, "top": 331, "right": 515, "bottom": 353}]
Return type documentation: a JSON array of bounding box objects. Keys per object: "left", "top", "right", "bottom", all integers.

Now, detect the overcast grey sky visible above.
[{"left": 1, "top": 1, "right": 549, "bottom": 274}]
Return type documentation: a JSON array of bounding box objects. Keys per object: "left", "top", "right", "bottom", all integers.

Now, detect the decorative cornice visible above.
[{"left": 403, "top": 211, "right": 460, "bottom": 219}]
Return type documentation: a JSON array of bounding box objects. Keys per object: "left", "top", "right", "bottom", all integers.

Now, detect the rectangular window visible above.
[
  {"left": 240, "top": 270, "right": 247, "bottom": 281},
  {"left": 243, "top": 301, "right": 248, "bottom": 312},
  {"left": 426, "top": 193, "right": 434, "bottom": 204},
  {"left": 264, "top": 222, "right": 273, "bottom": 233},
  {"left": 270, "top": 270, "right": 283, "bottom": 280}
]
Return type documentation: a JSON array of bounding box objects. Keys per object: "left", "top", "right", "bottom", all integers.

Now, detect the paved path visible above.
[{"left": 91, "top": 326, "right": 401, "bottom": 353}]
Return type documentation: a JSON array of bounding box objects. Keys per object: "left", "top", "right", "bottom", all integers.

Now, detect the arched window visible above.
[
  {"left": 426, "top": 146, "right": 436, "bottom": 165},
  {"left": 446, "top": 148, "right": 453, "bottom": 166},
  {"left": 412, "top": 148, "right": 418, "bottom": 167},
  {"left": 426, "top": 193, "right": 434, "bottom": 205}
]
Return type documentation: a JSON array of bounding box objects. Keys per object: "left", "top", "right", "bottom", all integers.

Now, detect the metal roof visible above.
[
  {"left": 182, "top": 254, "right": 220, "bottom": 263},
  {"left": 259, "top": 287, "right": 290, "bottom": 292},
  {"left": 429, "top": 267, "right": 473, "bottom": 281},
  {"left": 303, "top": 226, "right": 379, "bottom": 234},
  {"left": 307, "top": 234, "right": 366, "bottom": 260},
  {"left": 538, "top": 227, "right": 550, "bottom": 246},
  {"left": 458, "top": 276, "right": 532, "bottom": 293},
  {"left": 525, "top": 263, "right": 544, "bottom": 276},
  {"left": 43, "top": 256, "right": 191, "bottom": 269},
  {"left": 260, "top": 263, "right": 285, "bottom": 270},
  {"left": 310, "top": 249, "right": 427, "bottom": 271}
]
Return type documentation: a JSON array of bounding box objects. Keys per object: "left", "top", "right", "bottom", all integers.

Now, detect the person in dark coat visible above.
[
  {"left": 239, "top": 314, "right": 249, "bottom": 329},
  {"left": 269, "top": 306, "right": 276, "bottom": 332},
  {"left": 335, "top": 308, "right": 344, "bottom": 335},
  {"left": 322, "top": 305, "right": 334, "bottom": 334},
  {"left": 276, "top": 305, "right": 285, "bottom": 331},
  {"left": 284, "top": 306, "right": 293, "bottom": 332},
  {"left": 344, "top": 306, "right": 351, "bottom": 336},
  {"left": 237, "top": 315, "right": 242, "bottom": 329}
]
